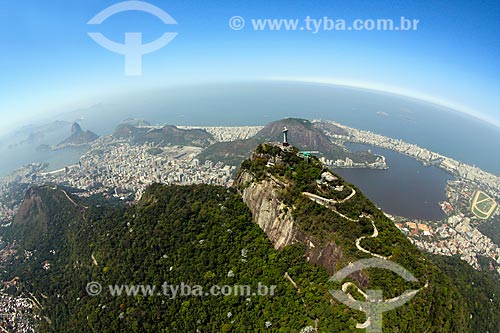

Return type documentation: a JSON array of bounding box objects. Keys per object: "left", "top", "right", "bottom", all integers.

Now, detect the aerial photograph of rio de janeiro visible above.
[{"left": 0, "top": 1, "right": 499, "bottom": 332}]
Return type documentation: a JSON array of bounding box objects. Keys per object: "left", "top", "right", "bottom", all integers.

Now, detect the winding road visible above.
[
  {"left": 303, "top": 184, "right": 428, "bottom": 330},
  {"left": 303, "top": 188, "right": 389, "bottom": 258}
]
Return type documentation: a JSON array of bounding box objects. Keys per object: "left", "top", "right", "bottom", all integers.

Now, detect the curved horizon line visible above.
[
  {"left": 267, "top": 76, "right": 500, "bottom": 129},
  {"left": 2, "top": 78, "right": 499, "bottom": 135}
]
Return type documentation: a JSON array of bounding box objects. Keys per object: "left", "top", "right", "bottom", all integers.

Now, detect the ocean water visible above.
[
  {"left": 0, "top": 146, "right": 88, "bottom": 178},
  {"left": 0, "top": 122, "right": 87, "bottom": 177}
]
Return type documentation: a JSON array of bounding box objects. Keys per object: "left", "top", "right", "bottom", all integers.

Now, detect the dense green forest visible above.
[
  {"left": 2, "top": 143, "right": 499, "bottom": 332},
  {"left": 4, "top": 185, "right": 357, "bottom": 332}
]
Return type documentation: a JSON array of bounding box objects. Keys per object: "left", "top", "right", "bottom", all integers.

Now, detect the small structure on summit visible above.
[{"left": 282, "top": 127, "right": 289, "bottom": 146}]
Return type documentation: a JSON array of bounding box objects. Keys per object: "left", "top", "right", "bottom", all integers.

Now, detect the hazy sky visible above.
[{"left": 0, "top": 0, "right": 499, "bottom": 133}]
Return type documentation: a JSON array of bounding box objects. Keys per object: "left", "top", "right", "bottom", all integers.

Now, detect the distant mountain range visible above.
[
  {"left": 198, "top": 118, "right": 376, "bottom": 166},
  {"left": 119, "top": 118, "right": 151, "bottom": 127},
  {"left": 113, "top": 123, "right": 215, "bottom": 147},
  {"left": 59, "top": 118, "right": 378, "bottom": 167}
]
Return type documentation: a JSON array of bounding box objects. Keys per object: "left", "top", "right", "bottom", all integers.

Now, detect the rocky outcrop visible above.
[
  {"left": 14, "top": 187, "right": 48, "bottom": 230},
  {"left": 237, "top": 170, "right": 360, "bottom": 279},
  {"left": 55, "top": 122, "right": 99, "bottom": 148},
  {"left": 238, "top": 170, "right": 297, "bottom": 250},
  {"left": 11, "top": 186, "right": 83, "bottom": 249}
]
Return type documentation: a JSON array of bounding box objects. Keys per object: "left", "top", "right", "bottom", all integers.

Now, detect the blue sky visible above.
[{"left": 0, "top": 0, "right": 499, "bottom": 132}]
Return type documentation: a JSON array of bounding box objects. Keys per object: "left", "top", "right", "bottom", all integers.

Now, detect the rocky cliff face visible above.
[
  {"left": 14, "top": 187, "right": 48, "bottom": 229},
  {"left": 237, "top": 170, "right": 296, "bottom": 250},
  {"left": 237, "top": 170, "right": 356, "bottom": 279},
  {"left": 11, "top": 186, "right": 83, "bottom": 250}
]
